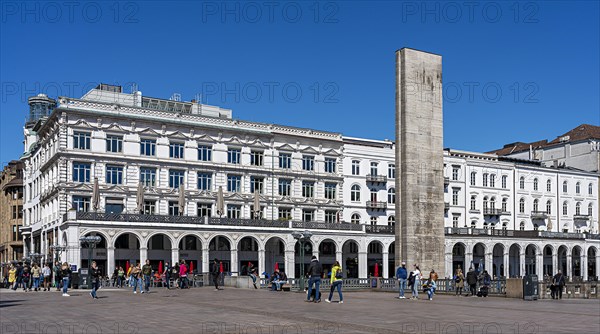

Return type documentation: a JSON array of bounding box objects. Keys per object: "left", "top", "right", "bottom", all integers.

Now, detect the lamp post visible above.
[
  {"left": 49, "top": 244, "right": 66, "bottom": 265},
  {"left": 79, "top": 236, "right": 101, "bottom": 271},
  {"left": 291, "top": 230, "right": 312, "bottom": 291}
]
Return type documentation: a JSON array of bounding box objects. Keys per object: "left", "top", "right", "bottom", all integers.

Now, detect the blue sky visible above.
[{"left": 1, "top": 1, "right": 599, "bottom": 166}]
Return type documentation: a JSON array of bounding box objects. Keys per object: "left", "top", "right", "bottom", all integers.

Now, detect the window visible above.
[
  {"left": 482, "top": 173, "right": 488, "bottom": 187},
  {"left": 575, "top": 202, "right": 581, "bottom": 215},
  {"left": 351, "top": 160, "right": 360, "bottom": 175},
  {"left": 502, "top": 222, "right": 507, "bottom": 231},
  {"left": 302, "top": 209, "right": 314, "bottom": 222},
  {"left": 11, "top": 205, "right": 22, "bottom": 219},
  {"left": 452, "top": 188, "right": 459, "bottom": 206},
  {"left": 351, "top": 213, "right": 360, "bottom": 224},
  {"left": 324, "top": 183, "right": 336, "bottom": 200},
  {"left": 370, "top": 189, "right": 378, "bottom": 202},
  {"left": 198, "top": 203, "right": 212, "bottom": 217},
  {"left": 106, "top": 135, "right": 123, "bottom": 153},
  {"left": 483, "top": 197, "right": 489, "bottom": 210},
  {"left": 502, "top": 175, "right": 507, "bottom": 189},
  {"left": 546, "top": 200, "right": 552, "bottom": 214},
  {"left": 562, "top": 201, "right": 568, "bottom": 215},
  {"left": 388, "top": 188, "right": 396, "bottom": 204},
  {"left": 520, "top": 177, "right": 525, "bottom": 189},
  {"left": 226, "top": 148, "right": 241, "bottom": 164},
  {"left": 198, "top": 145, "right": 212, "bottom": 161},
  {"left": 73, "top": 132, "right": 91, "bottom": 150},
  {"left": 227, "top": 205, "right": 241, "bottom": 219},
  {"left": 562, "top": 181, "right": 567, "bottom": 193},
  {"left": 168, "top": 201, "right": 180, "bottom": 216},
  {"left": 386, "top": 164, "right": 395, "bottom": 179},
  {"left": 140, "top": 139, "right": 156, "bottom": 156},
  {"left": 302, "top": 155, "right": 314, "bottom": 171},
  {"left": 302, "top": 181, "right": 314, "bottom": 198},
  {"left": 589, "top": 183, "right": 594, "bottom": 195},
  {"left": 140, "top": 167, "right": 157, "bottom": 187},
  {"left": 106, "top": 165, "right": 123, "bottom": 185},
  {"left": 169, "top": 142, "right": 184, "bottom": 159},
  {"left": 533, "top": 178, "right": 538, "bottom": 191},
  {"left": 143, "top": 201, "right": 156, "bottom": 215},
  {"left": 351, "top": 185, "right": 361, "bottom": 202},
  {"left": 370, "top": 216, "right": 377, "bottom": 226},
  {"left": 197, "top": 172, "right": 212, "bottom": 191},
  {"left": 588, "top": 203, "right": 593, "bottom": 216},
  {"left": 12, "top": 225, "right": 20, "bottom": 241},
  {"left": 388, "top": 215, "right": 395, "bottom": 227},
  {"left": 470, "top": 196, "right": 477, "bottom": 211},
  {"left": 278, "top": 179, "right": 291, "bottom": 196},
  {"left": 483, "top": 222, "right": 489, "bottom": 230},
  {"left": 547, "top": 179, "right": 552, "bottom": 192},
  {"left": 279, "top": 153, "right": 291, "bottom": 169},
  {"left": 168, "top": 169, "right": 184, "bottom": 189},
  {"left": 325, "top": 157, "right": 336, "bottom": 173},
  {"left": 73, "top": 196, "right": 90, "bottom": 212},
  {"left": 72, "top": 162, "right": 91, "bottom": 182},
  {"left": 452, "top": 215, "right": 460, "bottom": 228},
  {"left": 533, "top": 199, "right": 539, "bottom": 212},
  {"left": 325, "top": 210, "right": 337, "bottom": 223},
  {"left": 250, "top": 176, "right": 264, "bottom": 194},
  {"left": 370, "top": 162, "right": 378, "bottom": 176},
  {"left": 470, "top": 172, "right": 476, "bottom": 186},
  {"left": 250, "top": 151, "right": 263, "bottom": 166},
  {"left": 519, "top": 198, "right": 525, "bottom": 213},
  {"left": 520, "top": 221, "right": 525, "bottom": 231},
  {"left": 227, "top": 175, "right": 241, "bottom": 192},
  {"left": 452, "top": 167, "right": 459, "bottom": 181},
  {"left": 471, "top": 221, "right": 477, "bottom": 228},
  {"left": 502, "top": 198, "right": 508, "bottom": 212},
  {"left": 489, "top": 174, "right": 495, "bottom": 188},
  {"left": 576, "top": 182, "right": 581, "bottom": 194},
  {"left": 278, "top": 208, "right": 292, "bottom": 220}
]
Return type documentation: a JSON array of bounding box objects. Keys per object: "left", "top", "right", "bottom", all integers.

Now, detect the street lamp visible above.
[
  {"left": 291, "top": 230, "right": 313, "bottom": 291},
  {"left": 49, "top": 244, "right": 66, "bottom": 265},
  {"left": 79, "top": 236, "right": 101, "bottom": 271}
]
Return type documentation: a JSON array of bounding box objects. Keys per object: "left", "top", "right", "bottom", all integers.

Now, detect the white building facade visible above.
[{"left": 19, "top": 85, "right": 600, "bottom": 281}]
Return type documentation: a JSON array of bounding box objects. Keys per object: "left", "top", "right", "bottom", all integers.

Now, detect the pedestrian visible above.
[
  {"left": 126, "top": 265, "right": 133, "bottom": 287},
  {"left": 22, "top": 262, "right": 31, "bottom": 292},
  {"left": 42, "top": 263, "right": 51, "bottom": 291},
  {"left": 466, "top": 267, "right": 477, "bottom": 297},
  {"left": 429, "top": 269, "right": 438, "bottom": 282},
  {"left": 425, "top": 278, "right": 437, "bottom": 301},
  {"left": 248, "top": 262, "right": 258, "bottom": 289},
  {"left": 552, "top": 270, "right": 566, "bottom": 300},
  {"left": 163, "top": 262, "right": 171, "bottom": 289},
  {"left": 131, "top": 263, "right": 143, "bottom": 294},
  {"left": 179, "top": 260, "right": 188, "bottom": 289},
  {"left": 325, "top": 261, "right": 343, "bottom": 304},
  {"left": 211, "top": 258, "right": 221, "bottom": 291},
  {"left": 90, "top": 261, "right": 101, "bottom": 299},
  {"left": 305, "top": 255, "right": 323, "bottom": 303},
  {"left": 111, "top": 267, "right": 119, "bottom": 287},
  {"left": 53, "top": 261, "right": 61, "bottom": 291},
  {"left": 60, "top": 262, "right": 72, "bottom": 296},
  {"left": 117, "top": 266, "right": 125, "bottom": 288},
  {"left": 410, "top": 264, "right": 421, "bottom": 300},
  {"left": 396, "top": 262, "right": 408, "bottom": 299},
  {"left": 479, "top": 270, "right": 491, "bottom": 297},
  {"left": 142, "top": 260, "right": 152, "bottom": 293},
  {"left": 8, "top": 264, "right": 16, "bottom": 289},
  {"left": 270, "top": 269, "right": 281, "bottom": 291},
  {"left": 454, "top": 268, "right": 464, "bottom": 296},
  {"left": 31, "top": 263, "right": 41, "bottom": 291}
]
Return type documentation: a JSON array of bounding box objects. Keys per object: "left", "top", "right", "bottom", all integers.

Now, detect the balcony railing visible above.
[
  {"left": 365, "top": 174, "right": 387, "bottom": 183},
  {"left": 291, "top": 221, "right": 362, "bottom": 231},
  {"left": 573, "top": 214, "right": 590, "bottom": 221},
  {"left": 365, "top": 225, "right": 394, "bottom": 234},
  {"left": 366, "top": 201, "right": 387, "bottom": 210},
  {"left": 446, "top": 227, "right": 592, "bottom": 240},
  {"left": 483, "top": 208, "right": 501, "bottom": 216},
  {"left": 207, "top": 217, "right": 288, "bottom": 228},
  {"left": 530, "top": 211, "right": 548, "bottom": 219}
]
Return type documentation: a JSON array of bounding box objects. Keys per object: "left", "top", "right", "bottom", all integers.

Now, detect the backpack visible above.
[
  {"left": 455, "top": 276, "right": 461, "bottom": 283},
  {"left": 335, "top": 268, "right": 343, "bottom": 279}
]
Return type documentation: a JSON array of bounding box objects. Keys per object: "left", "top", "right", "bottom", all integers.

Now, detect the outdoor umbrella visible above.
[
  {"left": 219, "top": 261, "right": 224, "bottom": 273},
  {"left": 136, "top": 182, "right": 144, "bottom": 214},
  {"left": 374, "top": 262, "right": 379, "bottom": 277},
  {"left": 178, "top": 182, "right": 185, "bottom": 215},
  {"left": 158, "top": 261, "right": 163, "bottom": 275},
  {"left": 274, "top": 262, "right": 279, "bottom": 272},
  {"left": 253, "top": 190, "right": 260, "bottom": 219},
  {"left": 216, "top": 186, "right": 225, "bottom": 217},
  {"left": 125, "top": 261, "right": 130, "bottom": 274},
  {"left": 92, "top": 177, "right": 100, "bottom": 212},
  {"left": 189, "top": 261, "right": 194, "bottom": 274}
]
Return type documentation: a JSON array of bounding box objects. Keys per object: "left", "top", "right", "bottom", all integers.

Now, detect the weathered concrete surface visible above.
[{"left": 395, "top": 48, "right": 445, "bottom": 275}]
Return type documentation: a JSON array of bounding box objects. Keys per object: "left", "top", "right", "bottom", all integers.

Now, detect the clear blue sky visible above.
[{"left": 1, "top": 1, "right": 599, "bottom": 166}]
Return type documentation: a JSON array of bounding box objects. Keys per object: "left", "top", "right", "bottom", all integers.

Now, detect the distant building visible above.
[{"left": 0, "top": 160, "right": 24, "bottom": 276}]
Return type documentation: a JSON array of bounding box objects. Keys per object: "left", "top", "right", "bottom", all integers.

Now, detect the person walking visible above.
[
  {"left": 163, "top": 262, "right": 171, "bottom": 289},
  {"left": 396, "top": 262, "right": 408, "bottom": 299},
  {"left": 8, "top": 265, "right": 16, "bottom": 290},
  {"left": 42, "top": 263, "right": 51, "bottom": 291},
  {"left": 117, "top": 266, "right": 125, "bottom": 288},
  {"left": 131, "top": 263, "right": 143, "bottom": 294},
  {"left": 22, "top": 263, "right": 31, "bottom": 292},
  {"left": 410, "top": 264, "right": 421, "bottom": 300},
  {"left": 454, "top": 269, "right": 464, "bottom": 296},
  {"left": 466, "top": 267, "right": 477, "bottom": 297},
  {"left": 552, "top": 270, "right": 566, "bottom": 299},
  {"left": 211, "top": 259, "right": 221, "bottom": 291},
  {"left": 305, "top": 256, "right": 323, "bottom": 303},
  {"left": 90, "top": 261, "right": 101, "bottom": 299},
  {"left": 179, "top": 260, "right": 188, "bottom": 289},
  {"left": 31, "top": 263, "right": 41, "bottom": 291},
  {"left": 142, "top": 260, "right": 152, "bottom": 293},
  {"left": 60, "top": 262, "right": 72, "bottom": 297},
  {"left": 325, "top": 261, "right": 343, "bottom": 304},
  {"left": 53, "top": 261, "right": 61, "bottom": 291}
]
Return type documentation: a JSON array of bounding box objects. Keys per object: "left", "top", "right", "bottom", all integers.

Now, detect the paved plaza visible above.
[{"left": 1, "top": 287, "right": 598, "bottom": 334}]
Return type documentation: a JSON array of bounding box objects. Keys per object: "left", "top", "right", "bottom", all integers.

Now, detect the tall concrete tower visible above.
[{"left": 395, "top": 48, "right": 445, "bottom": 274}]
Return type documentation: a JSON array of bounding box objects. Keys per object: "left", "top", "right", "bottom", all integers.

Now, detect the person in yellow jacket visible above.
[
  {"left": 8, "top": 265, "right": 17, "bottom": 289},
  {"left": 325, "top": 261, "right": 343, "bottom": 304}
]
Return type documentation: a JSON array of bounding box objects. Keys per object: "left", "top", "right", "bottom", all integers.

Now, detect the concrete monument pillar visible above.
[
  {"left": 382, "top": 252, "right": 389, "bottom": 278},
  {"left": 395, "top": 48, "right": 445, "bottom": 275},
  {"left": 285, "top": 250, "right": 295, "bottom": 278}
]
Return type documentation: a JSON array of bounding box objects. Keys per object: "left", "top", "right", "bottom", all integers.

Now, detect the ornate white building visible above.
[{"left": 19, "top": 84, "right": 600, "bottom": 282}]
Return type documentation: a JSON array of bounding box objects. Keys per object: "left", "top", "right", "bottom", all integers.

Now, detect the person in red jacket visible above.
[{"left": 178, "top": 260, "right": 188, "bottom": 289}]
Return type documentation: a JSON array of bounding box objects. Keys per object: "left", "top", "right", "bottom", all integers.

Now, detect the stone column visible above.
[
  {"left": 503, "top": 252, "right": 509, "bottom": 278},
  {"left": 519, "top": 252, "right": 525, "bottom": 277},
  {"left": 202, "top": 247, "right": 210, "bottom": 273},
  {"left": 581, "top": 254, "right": 588, "bottom": 281},
  {"left": 596, "top": 254, "right": 600, "bottom": 280},
  {"left": 485, "top": 252, "right": 493, "bottom": 274},
  {"left": 171, "top": 248, "right": 179, "bottom": 267},
  {"left": 107, "top": 247, "right": 115, "bottom": 277},
  {"left": 552, "top": 252, "right": 558, "bottom": 276},
  {"left": 285, "top": 250, "right": 295, "bottom": 278},
  {"left": 445, "top": 252, "right": 453, "bottom": 278},
  {"left": 140, "top": 247, "right": 148, "bottom": 266},
  {"left": 336, "top": 251, "right": 343, "bottom": 267},
  {"left": 358, "top": 252, "right": 368, "bottom": 278},
  {"left": 230, "top": 249, "right": 238, "bottom": 276},
  {"left": 382, "top": 252, "right": 389, "bottom": 278},
  {"left": 566, "top": 252, "right": 572, "bottom": 281},
  {"left": 536, "top": 252, "right": 544, "bottom": 279},
  {"left": 258, "top": 249, "right": 265, "bottom": 277}
]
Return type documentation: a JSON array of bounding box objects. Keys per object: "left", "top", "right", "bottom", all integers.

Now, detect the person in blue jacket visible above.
[{"left": 396, "top": 262, "right": 408, "bottom": 299}]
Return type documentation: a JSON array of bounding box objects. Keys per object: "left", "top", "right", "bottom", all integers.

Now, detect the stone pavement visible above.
[{"left": 1, "top": 287, "right": 598, "bottom": 334}]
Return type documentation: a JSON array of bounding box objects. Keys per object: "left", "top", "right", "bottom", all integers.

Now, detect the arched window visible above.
[
  {"left": 387, "top": 188, "right": 396, "bottom": 204},
  {"left": 576, "top": 182, "right": 581, "bottom": 194},
  {"left": 576, "top": 202, "right": 581, "bottom": 215},
  {"left": 520, "top": 177, "right": 525, "bottom": 189},
  {"left": 471, "top": 221, "right": 477, "bottom": 228},
  {"left": 502, "top": 222, "right": 508, "bottom": 231},
  {"left": 546, "top": 200, "right": 552, "bottom": 214},
  {"left": 370, "top": 216, "right": 377, "bottom": 225},
  {"left": 483, "top": 196, "right": 489, "bottom": 210},
  {"left": 490, "top": 197, "right": 496, "bottom": 210},
  {"left": 563, "top": 181, "right": 568, "bottom": 193},
  {"left": 520, "top": 221, "right": 525, "bottom": 231},
  {"left": 502, "top": 175, "right": 507, "bottom": 188},
  {"left": 547, "top": 179, "right": 552, "bottom": 192},
  {"left": 351, "top": 213, "right": 361, "bottom": 224},
  {"left": 533, "top": 223, "right": 539, "bottom": 231},
  {"left": 350, "top": 185, "right": 361, "bottom": 202},
  {"left": 483, "top": 222, "right": 489, "bottom": 230},
  {"left": 562, "top": 201, "right": 568, "bottom": 216},
  {"left": 589, "top": 183, "right": 593, "bottom": 195},
  {"left": 533, "top": 178, "right": 538, "bottom": 191},
  {"left": 502, "top": 198, "right": 508, "bottom": 212},
  {"left": 388, "top": 215, "right": 395, "bottom": 227},
  {"left": 490, "top": 174, "right": 495, "bottom": 188},
  {"left": 533, "top": 199, "right": 539, "bottom": 212},
  {"left": 470, "top": 172, "right": 476, "bottom": 186},
  {"left": 588, "top": 203, "right": 593, "bottom": 216},
  {"left": 470, "top": 195, "right": 477, "bottom": 211},
  {"left": 519, "top": 198, "right": 525, "bottom": 213},
  {"left": 483, "top": 173, "right": 488, "bottom": 187}
]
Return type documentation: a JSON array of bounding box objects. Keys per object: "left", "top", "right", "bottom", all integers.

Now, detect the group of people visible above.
[
  {"left": 303, "top": 256, "right": 344, "bottom": 304},
  {"left": 5, "top": 261, "right": 74, "bottom": 296},
  {"left": 453, "top": 267, "right": 492, "bottom": 297},
  {"left": 395, "top": 262, "right": 438, "bottom": 300}
]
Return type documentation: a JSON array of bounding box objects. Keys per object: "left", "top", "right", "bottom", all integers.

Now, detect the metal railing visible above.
[
  {"left": 291, "top": 221, "right": 362, "bottom": 231},
  {"left": 365, "top": 225, "right": 394, "bottom": 234},
  {"left": 530, "top": 211, "right": 548, "bottom": 219},
  {"left": 208, "top": 217, "right": 288, "bottom": 228},
  {"left": 379, "top": 277, "right": 507, "bottom": 295},
  {"left": 366, "top": 175, "right": 387, "bottom": 183},
  {"left": 366, "top": 201, "right": 387, "bottom": 209},
  {"left": 446, "top": 227, "right": 594, "bottom": 240},
  {"left": 483, "top": 208, "right": 501, "bottom": 216}
]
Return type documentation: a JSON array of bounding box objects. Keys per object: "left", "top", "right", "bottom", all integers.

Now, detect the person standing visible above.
[
  {"left": 53, "top": 261, "right": 61, "bottom": 291},
  {"left": 22, "top": 263, "right": 31, "bottom": 292},
  {"left": 131, "top": 263, "right": 143, "bottom": 294},
  {"left": 396, "top": 262, "right": 408, "bottom": 299},
  {"left": 90, "top": 261, "right": 101, "bottom": 299},
  {"left": 117, "top": 266, "right": 125, "bottom": 288},
  {"left": 410, "top": 264, "right": 421, "bottom": 300},
  {"left": 454, "top": 269, "right": 464, "bottom": 296},
  {"left": 31, "top": 263, "right": 41, "bottom": 291},
  {"left": 211, "top": 259, "right": 221, "bottom": 291},
  {"left": 248, "top": 262, "right": 258, "bottom": 289},
  {"left": 142, "top": 260, "right": 152, "bottom": 293},
  {"left": 8, "top": 265, "right": 16, "bottom": 290},
  {"left": 179, "top": 260, "right": 188, "bottom": 289},
  {"left": 325, "top": 261, "right": 343, "bottom": 304},
  {"left": 552, "top": 270, "right": 566, "bottom": 300},
  {"left": 60, "top": 262, "right": 72, "bottom": 297},
  {"left": 163, "top": 262, "right": 171, "bottom": 289},
  {"left": 305, "top": 256, "right": 323, "bottom": 303},
  {"left": 42, "top": 263, "right": 51, "bottom": 291},
  {"left": 466, "top": 267, "right": 477, "bottom": 297}
]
